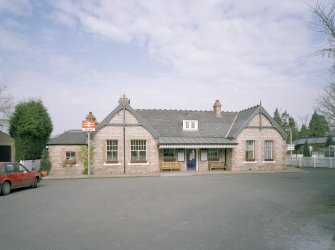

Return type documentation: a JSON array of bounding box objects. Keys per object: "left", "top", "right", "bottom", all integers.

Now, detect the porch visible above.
[{"left": 158, "top": 137, "right": 237, "bottom": 172}]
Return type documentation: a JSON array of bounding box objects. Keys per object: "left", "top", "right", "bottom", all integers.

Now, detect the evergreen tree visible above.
[
  {"left": 273, "top": 108, "right": 298, "bottom": 142},
  {"left": 309, "top": 111, "right": 329, "bottom": 137},
  {"left": 288, "top": 117, "right": 299, "bottom": 140},
  {"left": 281, "top": 111, "right": 290, "bottom": 133},
  {"left": 273, "top": 108, "right": 282, "bottom": 127},
  {"left": 325, "top": 135, "right": 335, "bottom": 157},
  {"left": 9, "top": 100, "right": 53, "bottom": 160},
  {"left": 299, "top": 124, "right": 309, "bottom": 138},
  {"left": 325, "top": 135, "right": 335, "bottom": 147},
  {"left": 303, "top": 140, "right": 311, "bottom": 157}
]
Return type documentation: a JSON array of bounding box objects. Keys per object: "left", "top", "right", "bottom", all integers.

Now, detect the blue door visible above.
[{"left": 186, "top": 149, "right": 196, "bottom": 171}]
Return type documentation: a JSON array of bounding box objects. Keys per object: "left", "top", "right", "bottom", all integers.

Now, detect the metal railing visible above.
[{"left": 287, "top": 156, "right": 335, "bottom": 168}]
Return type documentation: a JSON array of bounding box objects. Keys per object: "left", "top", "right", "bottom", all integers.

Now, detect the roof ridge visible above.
[
  {"left": 137, "top": 108, "right": 237, "bottom": 113},
  {"left": 239, "top": 104, "right": 260, "bottom": 113}
]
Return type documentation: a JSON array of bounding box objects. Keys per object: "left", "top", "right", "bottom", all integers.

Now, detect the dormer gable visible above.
[{"left": 183, "top": 120, "right": 198, "bottom": 131}]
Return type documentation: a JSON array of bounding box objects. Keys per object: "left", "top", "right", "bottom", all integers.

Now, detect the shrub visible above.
[
  {"left": 80, "top": 145, "right": 94, "bottom": 175},
  {"left": 40, "top": 148, "right": 51, "bottom": 172}
]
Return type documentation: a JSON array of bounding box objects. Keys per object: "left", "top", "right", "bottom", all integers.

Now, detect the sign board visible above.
[
  {"left": 82, "top": 120, "right": 96, "bottom": 132},
  {"left": 287, "top": 144, "right": 295, "bottom": 151}
]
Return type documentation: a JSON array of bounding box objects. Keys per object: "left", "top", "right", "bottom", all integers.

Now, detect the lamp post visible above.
[
  {"left": 82, "top": 112, "right": 96, "bottom": 176},
  {"left": 87, "top": 131, "right": 91, "bottom": 176},
  {"left": 290, "top": 129, "right": 293, "bottom": 157},
  {"left": 287, "top": 128, "right": 293, "bottom": 156}
]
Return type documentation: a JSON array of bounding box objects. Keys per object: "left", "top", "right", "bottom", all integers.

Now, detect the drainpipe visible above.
[{"left": 123, "top": 103, "right": 126, "bottom": 174}]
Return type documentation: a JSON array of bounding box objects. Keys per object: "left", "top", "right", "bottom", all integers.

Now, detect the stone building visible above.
[{"left": 48, "top": 96, "right": 287, "bottom": 176}]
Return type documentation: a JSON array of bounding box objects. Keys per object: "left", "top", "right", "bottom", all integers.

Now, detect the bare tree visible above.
[
  {"left": 298, "top": 115, "right": 310, "bottom": 127},
  {"left": 0, "top": 83, "right": 14, "bottom": 132},
  {"left": 312, "top": 1, "right": 335, "bottom": 128},
  {"left": 316, "top": 81, "right": 335, "bottom": 127},
  {"left": 312, "top": 0, "right": 335, "bottom": 73}
]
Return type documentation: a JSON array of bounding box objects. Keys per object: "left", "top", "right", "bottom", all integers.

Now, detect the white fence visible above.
[
  {"left": 287, "top": 157, "right": 335, "bottom": 168},
  {"left": 20, "top": 159, "right": 41, "bottom": 171}
]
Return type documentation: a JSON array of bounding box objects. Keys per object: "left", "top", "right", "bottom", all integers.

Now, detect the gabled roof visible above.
[
  {"left": 138, "top": 104, "right": 287, "bottom": 141},
  {"left": 48, "top": 130, "right": 87, "bottom": 145},
  {"left": 94, "top": 102, "right": 159, "bottom": 138},
  {"left": 0, "top": 131, "right": 12, "bottom": 138},
  {"left": 226, "top": 105, "right": 288, "bottom": 139},
  {"left": 137, "top": 109, "right": 236, "bottom": 138},
  {"left": 48, "top": 101, "right": 287, "bottom": 145}
]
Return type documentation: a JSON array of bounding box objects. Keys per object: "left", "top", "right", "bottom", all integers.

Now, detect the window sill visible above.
[
  {"left": 262, "top": 160, "right": 276, "bottom": 163},
  {"left": 129, "top": 162, "right": 148, "bottom": 165},
  {"left": 104, "top": 162, "right": 121, "bottom": 166},
  {"left": 244, "top": 161, "right": 257, "bottom": 163}
]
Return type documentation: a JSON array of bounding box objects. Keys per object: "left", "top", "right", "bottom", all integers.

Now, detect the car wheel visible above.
[
  {"left": 33, "top": 177, "right": 39, "bottom": 188},
  {"left": 1, "top": 181, "right": 11, "bottom": 195}
]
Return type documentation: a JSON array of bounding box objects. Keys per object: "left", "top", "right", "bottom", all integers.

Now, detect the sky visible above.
[{"left": 0, "top": 0, "right": 332, "bottom": 136}]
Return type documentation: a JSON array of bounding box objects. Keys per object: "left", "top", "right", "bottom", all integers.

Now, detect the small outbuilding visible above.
[{"left": 0, "top": 131, "right": 15, "bottom": 162}]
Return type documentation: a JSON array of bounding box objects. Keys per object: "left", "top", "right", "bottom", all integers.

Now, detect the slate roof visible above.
[
  {"left": 95, "top": 102, "right": 159, "bottom": 138},
  {"left": 226, "top": 105, "right": 287, "bottom": 139},
  {"left": 0, "top": 131, "right": 12, "bottom": 138},
  {"left": 136, "top": 109, "right": 236, "bottom": 138},
  {"left": 48, "top": 102, "right": 287, "bottom": 145},
  {"left": 48, "top": 130, "right": 87, "bottom": 145},
  {"left": 293, "top": 137, "right": 335, "bottom": 146}
]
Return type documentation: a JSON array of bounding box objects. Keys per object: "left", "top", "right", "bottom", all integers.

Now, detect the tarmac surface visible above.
[{"left": 0, "top": 168, "right": 334, "bottom": 250}]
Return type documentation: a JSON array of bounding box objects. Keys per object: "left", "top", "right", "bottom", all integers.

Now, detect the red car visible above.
[{"left": 0, "top": 162, "right": 42, "bottom": 195}]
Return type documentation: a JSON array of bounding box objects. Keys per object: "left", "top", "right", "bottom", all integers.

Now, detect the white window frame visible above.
[
  {"left": 245, "top": 140, "right": 255, "bottom": 161},
  {"left": 264, "top": 140, "right": 273, "bottom": 161},
  {"left": 65, "top": 151, "right": 76, "bottom": 160},
  {"left": 106, "top": 140, "right": 118, "bottom": 163},
  {"left": 131, "top": 140, "right": 147, "bottom": 163},
  {"left": 183, "top": 120, "right": 198, "bottom": 131}
]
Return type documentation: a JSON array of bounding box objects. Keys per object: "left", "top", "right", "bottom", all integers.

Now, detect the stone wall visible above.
[
  {"left": 92, "top": 109, "right": 160, "bottom": 175},
  {"left": 231, "top": 127, "right": 286, "bottom": 171},
  {"left": 48, "top": 145, "right": 84, "bottom": 176}
]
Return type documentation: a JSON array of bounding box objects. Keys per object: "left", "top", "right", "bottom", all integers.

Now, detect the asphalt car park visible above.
[{"left": 0, "top": 168, "right": 334, "bottom": 250}]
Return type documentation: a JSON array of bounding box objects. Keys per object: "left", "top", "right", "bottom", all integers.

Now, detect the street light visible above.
[
  {"left": 287, "top": 128, "right": 293, "bottom": 157},
  {"left": 82, "top": 112, "right": 96, "bottom": 176}
]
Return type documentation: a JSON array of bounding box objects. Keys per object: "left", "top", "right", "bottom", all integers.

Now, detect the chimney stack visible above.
[
  {"left": 86, "top": 112, "right": 96, "bottom": 122},
  {"left": 213, "top": 100, "right": 222, "bottom": 118},
  {"left": 118, "top": 94, "right": 130, "bottom": 104}
]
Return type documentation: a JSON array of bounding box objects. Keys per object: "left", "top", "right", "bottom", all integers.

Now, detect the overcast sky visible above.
[{"left": 0, "top": 0, "right": 331, "bottom": 136}]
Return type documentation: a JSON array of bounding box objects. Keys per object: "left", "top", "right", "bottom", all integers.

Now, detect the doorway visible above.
[
  {"left": 186, "top": 149, "right": 196, "bottom": 171},
  {"left": 0, "top": 145, "right": 11, "bottom": 162}
]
